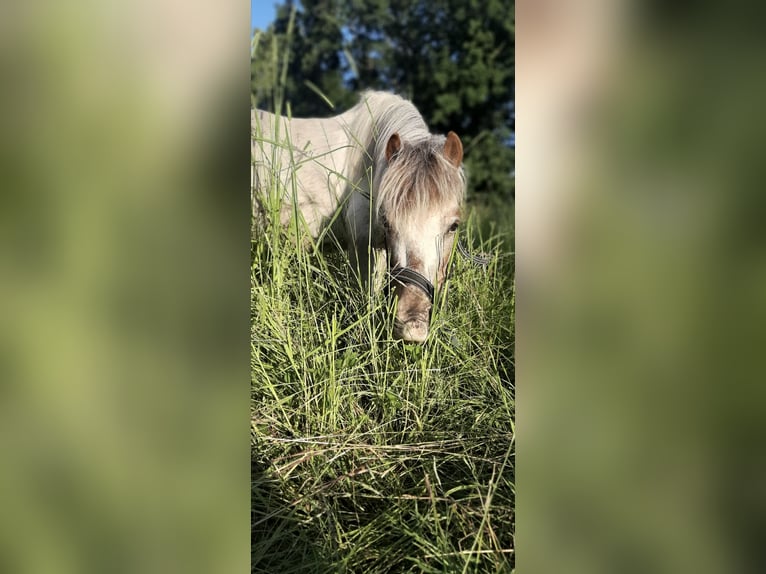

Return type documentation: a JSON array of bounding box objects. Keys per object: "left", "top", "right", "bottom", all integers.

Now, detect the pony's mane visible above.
[{"left": 342, "top": 91, "right": 465, "bottom": 224}]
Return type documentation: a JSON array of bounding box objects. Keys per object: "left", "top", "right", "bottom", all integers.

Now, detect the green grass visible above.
[
  {"left": 251, "top": 25, "right": 514, "bottom": 572},
  {"left": 251, "top": 190, "right": 514, "bottom": 573}
]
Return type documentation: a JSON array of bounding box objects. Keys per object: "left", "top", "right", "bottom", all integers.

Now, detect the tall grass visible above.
[{"left": 251, "top": 26, "right": 514, "bottom": 572}]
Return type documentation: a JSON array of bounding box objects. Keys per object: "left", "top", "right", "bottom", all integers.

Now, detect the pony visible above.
[{"left": 252, "top": 91, "right": 466, "bottom": 343}]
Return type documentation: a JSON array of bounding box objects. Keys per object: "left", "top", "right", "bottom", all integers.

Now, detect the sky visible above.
[{"left": 251, "top": 2, "right": 277, "bottom": 32}]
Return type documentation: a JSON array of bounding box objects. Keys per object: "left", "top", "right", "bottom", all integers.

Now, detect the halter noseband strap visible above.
[
  {"left": 389, "top": 266, "right": 435, "bottom": 303},
  {"left": 387, "top": 239, "right": 490, "bottom": 304}
]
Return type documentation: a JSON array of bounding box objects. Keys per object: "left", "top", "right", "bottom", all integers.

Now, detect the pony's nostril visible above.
[
  {"left": 405, "top": 311, "right": 430, "bottom": 324},
  {"left": 395, "top": 319, "right": 429, "bottom": 343}
]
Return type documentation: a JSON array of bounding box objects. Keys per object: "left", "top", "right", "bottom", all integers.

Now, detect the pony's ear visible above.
[
  {"left": 443, "top": 131, "right": 463, "bottom": 167},
  {"left": 385, "top": 133, "right": 401, "bottom": 163}
]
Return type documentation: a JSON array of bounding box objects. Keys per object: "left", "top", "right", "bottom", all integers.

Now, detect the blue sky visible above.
[{"left": 251, "top": 2, "right": 277, "bottom": 32}]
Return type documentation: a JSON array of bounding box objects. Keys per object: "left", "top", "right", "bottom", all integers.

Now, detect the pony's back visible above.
[
  {"left": 251, "top": 91, "right": 435, "bottom": 239},
  {"left": 251, "top": 107, "right": 352, "bottom": 236}
]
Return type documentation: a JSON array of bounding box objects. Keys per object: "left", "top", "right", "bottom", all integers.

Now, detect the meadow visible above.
[
  {"left": 251, "top": 35, "right": 514, "bottom": 571},
  {"left": 251, "top": 172, "right": 514, "bottom": 572}
]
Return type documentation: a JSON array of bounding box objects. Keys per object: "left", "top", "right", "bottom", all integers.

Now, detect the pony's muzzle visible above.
[
  {"left": 392, "top": 285, "right": 432, "bottom": 343},
  {"left": 387, "top": 266, "right": 435, "bottom": 343},
  {"left": 395, "top": 318, "right": 430, "bottom": 343}
]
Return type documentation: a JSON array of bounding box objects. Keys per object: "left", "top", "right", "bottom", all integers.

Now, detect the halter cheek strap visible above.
[{"left": 457, "top": 239, "right": 491, "bottom": 268}]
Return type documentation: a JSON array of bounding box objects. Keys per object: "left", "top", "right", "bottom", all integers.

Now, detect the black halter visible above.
[
  {"left": 376, "top": 199, "right": 491, "bottom": 304},
  {"left": 386, "top": 239, "right": 490, "bottom": 304},
  {"left": 456, "top": 238, "right": 492, "bottom": 268},
  {"left": 381, "top": 210, "right": 437, "bottom": 304},
  {"left": 389, "top": 266, "right": 435, "bottom": 302}
]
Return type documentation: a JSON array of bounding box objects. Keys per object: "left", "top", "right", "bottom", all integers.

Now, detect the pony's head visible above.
[{"left": 377, "top": 131, "right": 465, "bottom": 343}]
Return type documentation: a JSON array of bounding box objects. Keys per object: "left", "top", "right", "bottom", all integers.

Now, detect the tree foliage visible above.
[{"left": 251, "top": 0, "right": 514, "bottom": 197}]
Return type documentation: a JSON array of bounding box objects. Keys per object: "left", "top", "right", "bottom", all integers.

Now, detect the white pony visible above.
[{"left": 252, "top": 91, "right": 465, "bottom": 342}]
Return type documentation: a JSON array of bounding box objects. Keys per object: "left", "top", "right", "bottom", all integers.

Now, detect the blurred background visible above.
[
  {"left": 517, "top": 0, "right": 766, "bottom": 573},
  {"left": 0, "top": 1, "right": 250, "bottom": 572}
]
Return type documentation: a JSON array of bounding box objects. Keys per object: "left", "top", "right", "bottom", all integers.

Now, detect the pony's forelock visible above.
[
  {"left": 340, "top": 91, "right": 465, "bottom": 225},
  {"left": 375, "top": 136, "right": 465, "bottom": 225}
]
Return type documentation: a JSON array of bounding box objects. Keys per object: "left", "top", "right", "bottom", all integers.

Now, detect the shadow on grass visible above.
[{"left": 251, "top": 456, "right": 328, "bottom": 574}]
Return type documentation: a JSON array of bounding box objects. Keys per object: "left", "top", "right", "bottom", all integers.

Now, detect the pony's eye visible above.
[{"left": 448, "top": 221, "right": 459, "bottom": 233}]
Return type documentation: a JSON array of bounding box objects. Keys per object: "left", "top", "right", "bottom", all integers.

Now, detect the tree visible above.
[
  {"left": 252, "top": 0, "right": 515, "bottom": 196},
  {"left": 344, "top": 0, "right": 515, "bottom": 196},
  {"left": 267, "top": 0, "right": 355, "bottom": 116}
]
